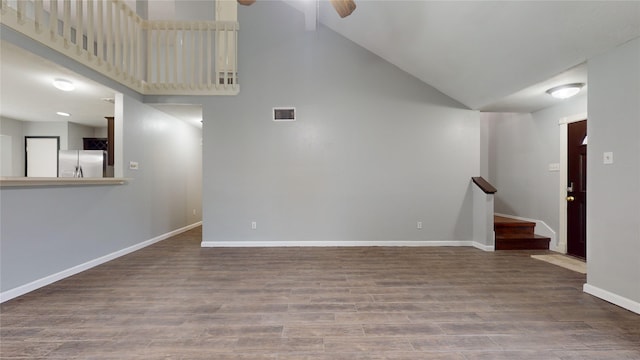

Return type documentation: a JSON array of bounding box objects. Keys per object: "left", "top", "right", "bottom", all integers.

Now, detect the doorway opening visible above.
[
  {"left": 567, "top": 120, "right": 587, "bottom": 259},
  {"left": 558, "top": 113, "right": 587, "bottom": 260}
]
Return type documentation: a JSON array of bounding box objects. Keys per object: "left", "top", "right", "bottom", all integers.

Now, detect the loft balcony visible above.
[{"left": 0, "top": 0, "right": 239, "bottom": 95}]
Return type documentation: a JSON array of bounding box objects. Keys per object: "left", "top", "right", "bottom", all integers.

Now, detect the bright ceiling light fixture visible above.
[
  {"left": 546, "top": 83, "right": 584, "bottom": 99},
  {"left": 53, "top": 78, "right": 75, "bottom": 91},
  {"left": 56, "top": 111, "right": 71, "bottom": 117}
]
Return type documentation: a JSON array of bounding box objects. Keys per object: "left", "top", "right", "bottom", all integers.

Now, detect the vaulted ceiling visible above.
[
  {"left": 2, "top": 0, "right": 639, "bottom": 128},
  {"left": 312, "top": 0, "right": 640, "bottom": 112}
]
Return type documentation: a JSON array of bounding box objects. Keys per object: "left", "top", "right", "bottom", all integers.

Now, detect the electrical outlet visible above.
[
  {"left": 603, "top": 152, "right": 614, "bottom": 165},
  {"left": 417, "top": 221, "right": 423, "bottom": 230},
  {"left": 251, "top": 221, "right": 257, "bottom": 230}
]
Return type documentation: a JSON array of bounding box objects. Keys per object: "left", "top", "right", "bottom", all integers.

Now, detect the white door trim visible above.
[{"left": 558, "top": 112, "right": 587, "bottom": 255}]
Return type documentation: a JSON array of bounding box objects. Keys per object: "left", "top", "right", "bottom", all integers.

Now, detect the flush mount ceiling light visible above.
[
  {"left": 546, "top": 83, "right": 584, "bottom": 99},
  {"left": 56, "top": 111, "right": 71, "bottom": 117},
  {"left": 52, "top": 78, "right": 75, "bottom": 91}
]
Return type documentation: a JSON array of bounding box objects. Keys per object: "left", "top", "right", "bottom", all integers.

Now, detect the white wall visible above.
[
  {"left": 67, "top": 122, "right": 97, "bottom": 150},
  {"left": 0, "top": 93, "right": 202, "bottom": 295},
  {"left": 23, "top": 121, "right": 68, "bottom": 150},
  {"left": 148, "top": 0, "right": 215, "bottom": 21},
  {"left": 193, "top": 1, "right": 480, "bottom": 245},
  {"left": 585, "top": 37, "right": 640, "bottom": 312},
  {"left": 0, "top": 116, "right": 25, "bottom": 176},
  {"left": 0, "top": 117, "right": 107, "bottom": 176},
  {"left": 483, "top": 94, "right": 587, "bottom": 234}
]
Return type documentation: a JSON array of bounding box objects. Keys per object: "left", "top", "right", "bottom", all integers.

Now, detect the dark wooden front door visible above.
[{"left": 567, "top": 120, "right": 587, "bottom": 259}]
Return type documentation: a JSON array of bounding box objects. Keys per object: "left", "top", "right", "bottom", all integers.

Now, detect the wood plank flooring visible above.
[{"left": 2, "top": 227, "right": 639, "bottom": 359}]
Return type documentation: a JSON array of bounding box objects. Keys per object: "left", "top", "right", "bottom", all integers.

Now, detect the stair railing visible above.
[
  {"left": 0, "top": 0, "right": 239, "bottom": 95},
  {"left": 471, "top": 176, "right": 497, "bottom": 251},
  {"left": 145, "top": 20, "right": 238, "bottom": 94}
]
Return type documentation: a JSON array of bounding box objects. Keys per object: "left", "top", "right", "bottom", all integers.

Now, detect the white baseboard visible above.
[
  {"left": 201, "top": 240, "right": 493, "bottom": 250},
  {"left": 494, "top": 213, "right": 559, "bottom": 252},
  {"left": 583, "top": 283, "right": 640, "bottom": 315},
  {"left": 472, "top": 242, "right": 495, "bottom": 252},
  {"left": 0, "top": 222, "right": 202, "bottom": 303}
]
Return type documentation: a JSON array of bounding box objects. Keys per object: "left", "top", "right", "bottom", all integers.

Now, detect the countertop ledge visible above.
[{"left": 0, "top": 177, "right": 130, "bottom": 187}]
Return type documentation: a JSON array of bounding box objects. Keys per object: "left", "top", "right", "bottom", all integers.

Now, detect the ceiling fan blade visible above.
[
  {"left": 330, "top": 0, "right": 356, "bottom": 18},
  {"left": 237, "top": 0, "right": 256, "bottom": 6}
]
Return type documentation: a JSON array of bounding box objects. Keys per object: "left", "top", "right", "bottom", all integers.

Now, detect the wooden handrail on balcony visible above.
[
  {"left": 472, "top": 176, "right": 497, "bottom": 194},
  {"left": 0, "top": 0, "right": 239, "bottom": 96}
]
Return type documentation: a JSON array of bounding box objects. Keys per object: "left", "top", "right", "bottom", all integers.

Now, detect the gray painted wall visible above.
[
  {"left": 196, "top": 1, "right": 480, "bottom": 244},
  {"left": 0, "top": 94, "right": 202, "bottom": 293},
  {"left": 483, "top": 94, "right": 587, "bottom": 233},
  {"left": 586, "top": 37, "right": 640, "bottom": 305},
  {"left": 484, "top": 38, "right": 640, "bottom": 309}
]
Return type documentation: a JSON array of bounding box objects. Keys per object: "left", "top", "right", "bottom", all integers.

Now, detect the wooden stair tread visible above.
[
  {"left": 494, "top": 216, "right": 536, "bottom": 226},
  {"left": 495, "top": 235, "right": 550, "bottom": 250},
  {"left": 496, "top": 234, "right": 550, "bottom": 240},
  {"left": 494, "top": 215, "right": 550, "bottom": 250}
]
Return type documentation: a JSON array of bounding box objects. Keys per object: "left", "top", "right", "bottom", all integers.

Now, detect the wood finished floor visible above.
[{"left": 2, "top": 227, "right": 639, "bottom": 359}]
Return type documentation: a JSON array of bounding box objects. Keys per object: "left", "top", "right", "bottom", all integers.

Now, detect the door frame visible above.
[
  {"left": 25, "top": 136, "right": 60, "bottom": 177},
  {"left": 558, "top": 112, "right": 587, "bottom": 255}
]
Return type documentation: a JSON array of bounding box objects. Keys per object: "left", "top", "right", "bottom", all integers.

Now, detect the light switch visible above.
[
  {"left": 548, "top": 163, "right": 560, "bottom": 172},
  {"left": 129, "top": 161, "right": 139, "bottom": 170},
  {"left": 603, "top": 152, "right": 613, "bottom": 165}
]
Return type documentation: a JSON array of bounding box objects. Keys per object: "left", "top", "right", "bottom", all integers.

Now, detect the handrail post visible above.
[{"left": 472, "top": 177, "right": 496, "bottom": 251}]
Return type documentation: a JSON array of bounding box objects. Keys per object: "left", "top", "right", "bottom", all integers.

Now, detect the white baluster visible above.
[
  {"left": 136, "top": 17, "right": 142, "bottom": 83},
  {"left": 181, "top": 24, "right": 186, "bottom": 89},
  {"left": 234, "top": 22, "right": 238, "bottom": 88},
  {"left": 76, "top": 0, "right": 83, "bottom": 53},
  {"left": 106, "top": 0, "right": 113, "bottom": 70},
  {"left": 224, "top": 23, "right": 229, "bottom": 88},
  {"left": 16, "top": 0, "right": 25, "bottom": 23},
  {"left": 199, "top": 22, "right": 204, "bottom": 89},
  {"left": 172, "top": 26, "right": 177, "bottom": 87},
  {"left": 129, "top": 13, "right": 135, "bottom": 82},
  {"left": 146, "top": 21, "right": 153, "bottom": 87},
  {"left": 34, "top": 0, "right": 43, "bottom": 33},
  {"left": 207, "top": 23, "right": 212, "bottom": 89},
  {"left": 190, "top": 22, "right": 195, "bottom": 89},
  {"left": 63, "top": 0, "right": 71, "bottom": 48},
  {"left": 49, "top": 0, "right": 58, "bottom": 41},
  {"left": 97, "top": 0, "right": 104, "bottom": 63},
  {"left": 87, "top": 0, "right": 94, "bottom": 60},
  {"left": 114, "top": 0, "right": 120, "bottom": 74},
  {"left": 165, "top": 23, "right": 170, "bottom": 86},
  {"left": 123, "top": 5, "right": 129, "bottom": 77}
]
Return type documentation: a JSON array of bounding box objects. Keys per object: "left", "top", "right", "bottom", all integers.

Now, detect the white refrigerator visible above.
[{"left": 58, "top": 150, "right": 105, "bottom": 178}]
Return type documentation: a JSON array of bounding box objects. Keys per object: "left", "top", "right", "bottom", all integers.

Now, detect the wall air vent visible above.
[{"left": 273, "top": 107, "right": 296, "bottom": 122}]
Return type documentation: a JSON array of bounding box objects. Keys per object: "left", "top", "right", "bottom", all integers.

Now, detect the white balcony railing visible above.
[{"left": 0, "top": 0, "right": 239, "bottom": 95}]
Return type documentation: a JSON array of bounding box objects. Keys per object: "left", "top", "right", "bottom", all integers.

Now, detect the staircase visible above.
[{"left": 494, "top": 215, "right": 550, "bottom": 250}]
